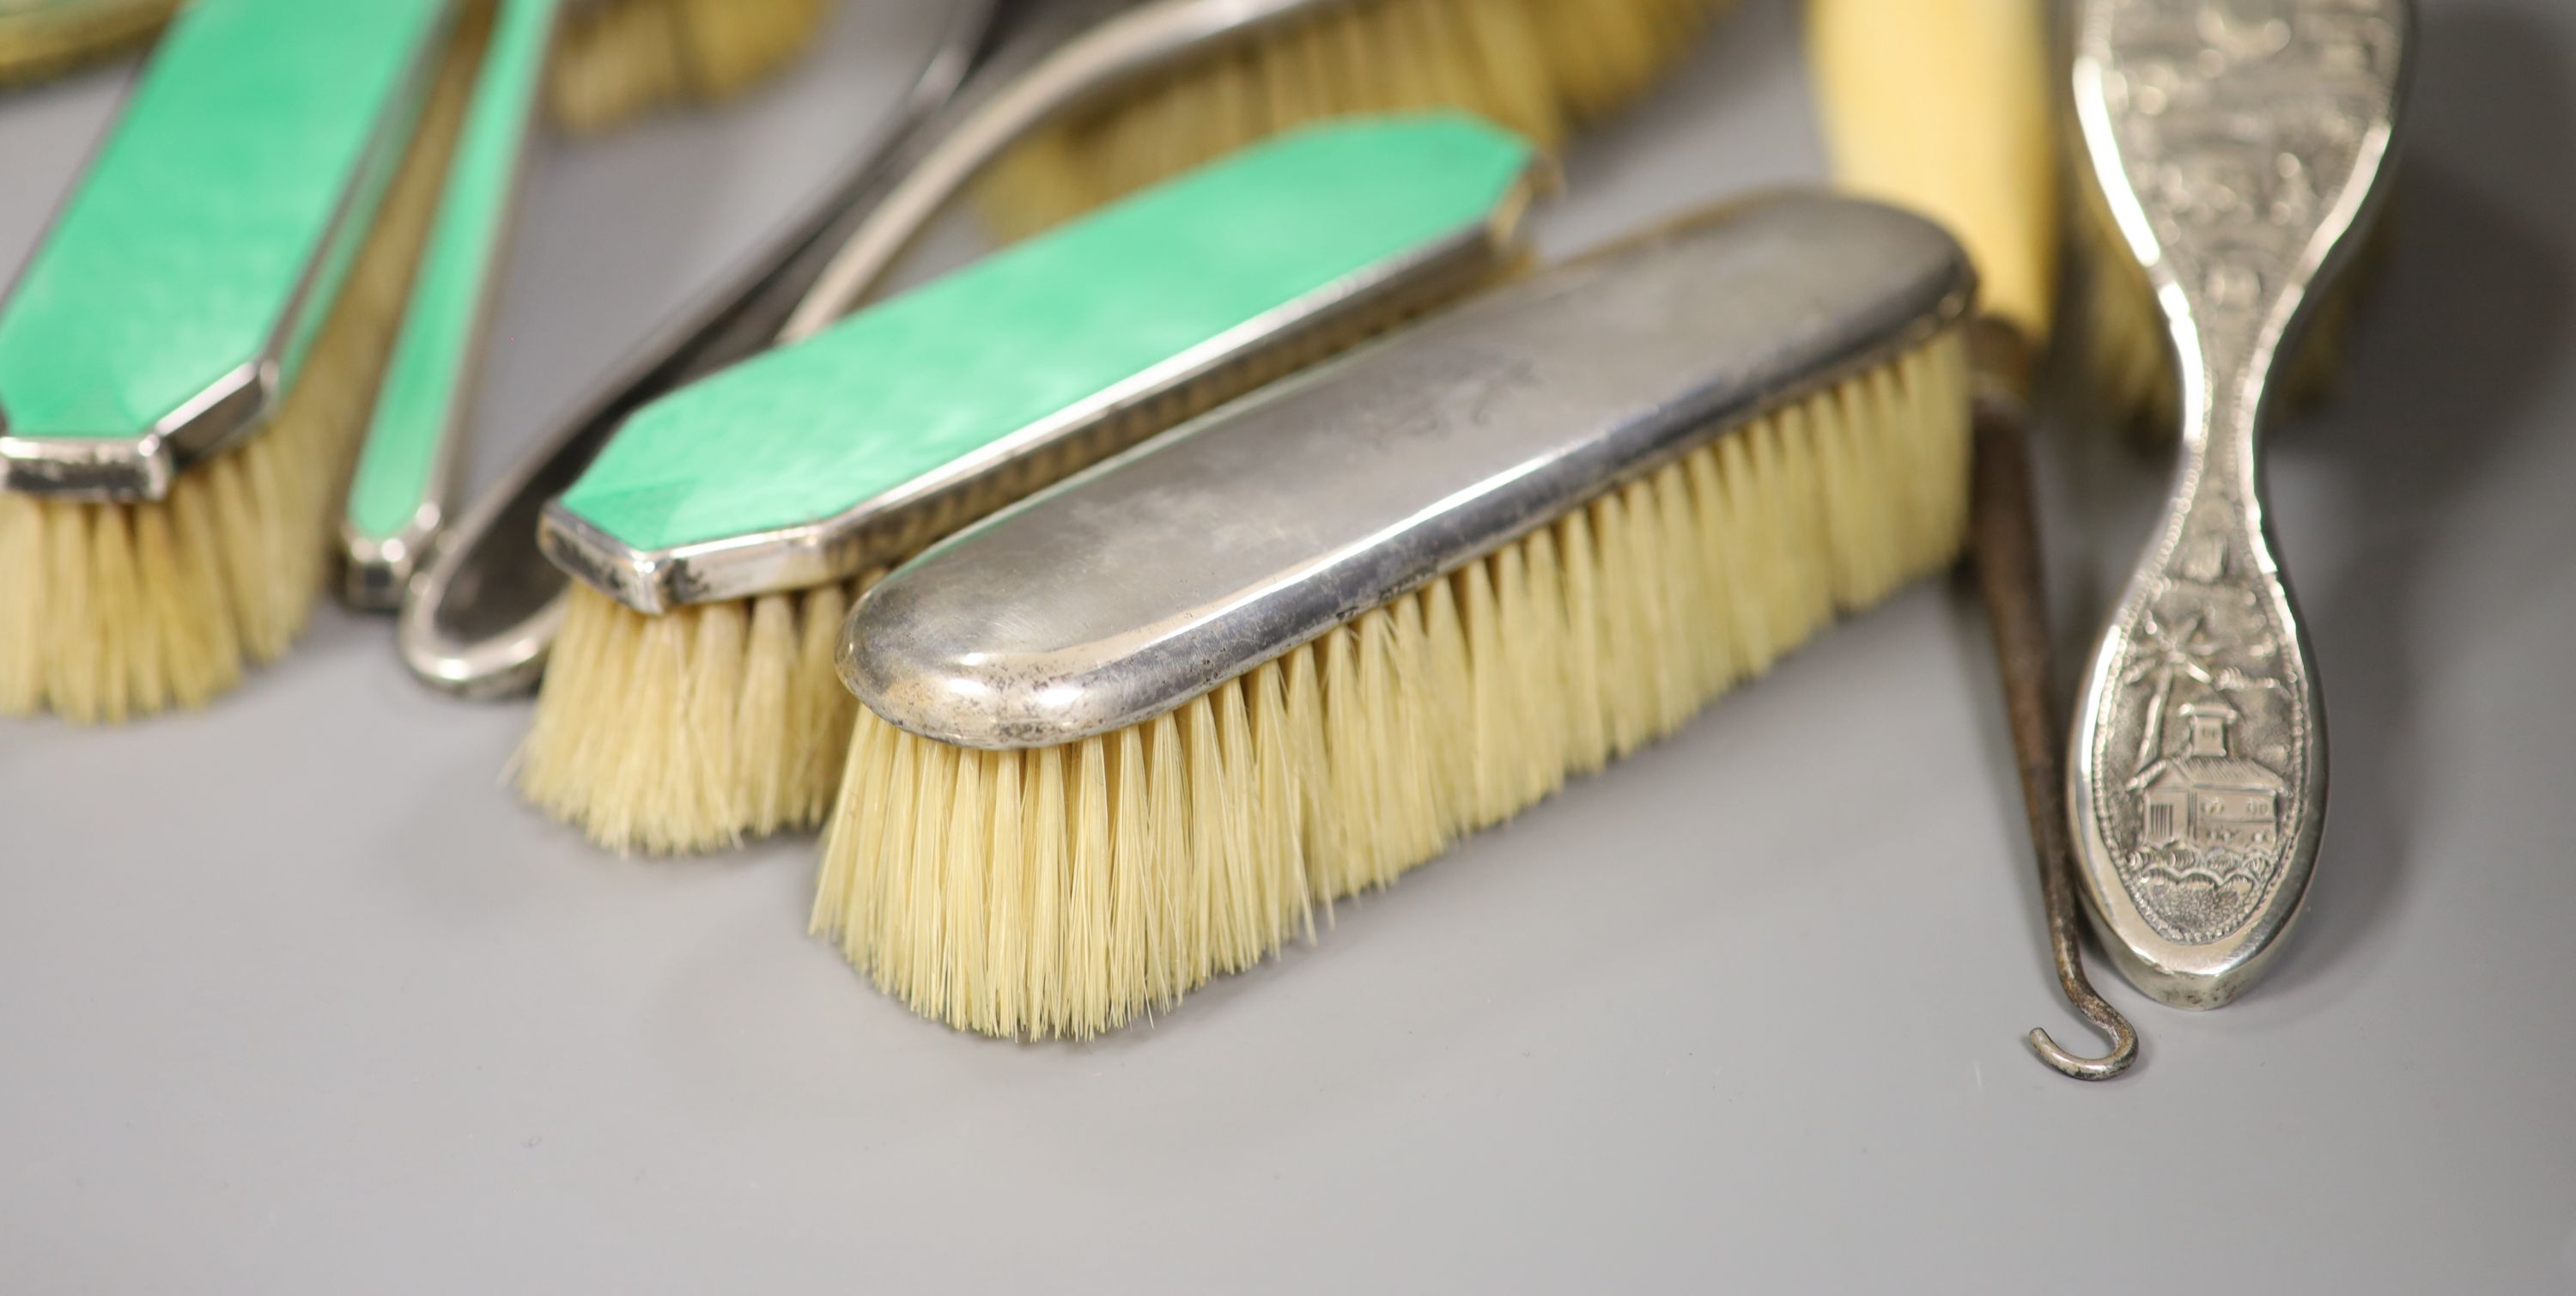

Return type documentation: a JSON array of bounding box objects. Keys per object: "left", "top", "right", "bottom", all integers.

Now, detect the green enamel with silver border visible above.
[
  {"left": 0, "top": 0, "right": 454, "bottom": 501},
  {"left": 339, "top": 0, "right": 562, "bottom": 608}
]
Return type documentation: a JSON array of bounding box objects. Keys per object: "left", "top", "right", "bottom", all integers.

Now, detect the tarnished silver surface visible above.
[
  {"left": 2067, "top": 0, "right": 2411, "bottom": 1008},
  {"left": 845, "top": 192, "right": 1973, "bottom": 748},
  {"left": 0, "top": 0, "right": 459, "bottom": 502},
  {"left": 395, "top": 0, "right": 995, "bottom": 697}
]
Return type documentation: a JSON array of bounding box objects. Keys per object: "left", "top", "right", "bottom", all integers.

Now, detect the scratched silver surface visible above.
[
  {"left": 3, "top": 2, "right": 2573, "bottom": 1292},
  {"left": 2068, "top": 0, "right": 2409, "bottom": 1007}
]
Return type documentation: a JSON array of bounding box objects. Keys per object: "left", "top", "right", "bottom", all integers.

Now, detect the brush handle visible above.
[
  {"left": 339, "top": 0, "right": 561, "bottom": 610},
  {"left": 2065, "top": 0, "right": 2409, "bottom": 1007},
  {"left": 2070, "top": 328, "right": 2330, "bottom": 1007}
]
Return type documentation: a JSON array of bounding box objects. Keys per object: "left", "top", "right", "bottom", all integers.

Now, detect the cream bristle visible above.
[
  {"left": 514, "top": 573, "right": 874, "bottom": 855},
  {"left": 0, "top": 0, "right": 176, "bottom": 88},
  {"left": 976, "top": 0, "right": 1731, "bottom": 240},
  {"left": 815, "top": 326, "right": 1976, "bottom": 1039},
  {"left": 0, "top": 13, "right": 485, "bottom": 724},
  {"left": 548, "top": 0, "right": 828, "bottom": 133}
]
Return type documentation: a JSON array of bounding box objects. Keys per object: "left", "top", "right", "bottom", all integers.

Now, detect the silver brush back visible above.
[
  {"left": 841, "top": 192, "right": 1974, "bottom": 749},
  {"left": 2066, "top": 0, "right": 2412, "bottom": 1008}
]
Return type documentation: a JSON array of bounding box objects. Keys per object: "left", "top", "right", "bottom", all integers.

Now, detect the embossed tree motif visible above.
[{"left": 2123, "top": 609, "right": 2219, "bottom": 770}]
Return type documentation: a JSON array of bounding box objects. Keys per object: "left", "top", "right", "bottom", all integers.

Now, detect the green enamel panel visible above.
[
  {"left": 0, "top": 0, "right": 450, "bottom": 439},
  {"left": 346, "top": 0, "right": 556, "bottom": 540},
  {"left": 557, "top": 114, "right": 1534, "bottom": 554}
]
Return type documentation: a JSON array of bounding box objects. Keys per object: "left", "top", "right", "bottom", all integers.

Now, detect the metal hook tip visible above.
[{"left": 2026, "top": 1023, "right": 2136, "bottom": 1082}]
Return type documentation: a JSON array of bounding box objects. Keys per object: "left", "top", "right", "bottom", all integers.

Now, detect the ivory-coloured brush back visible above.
[{"left": 1805, "top": 0, "right": 2057, "bottom": 344}]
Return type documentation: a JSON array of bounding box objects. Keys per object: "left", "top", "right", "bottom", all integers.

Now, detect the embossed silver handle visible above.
[
  {"left": 2071, "top": 323, "right": 2326, "bottom": 1007},
  {"left": 2066, "top": 0, "right": 2410, "bottom": 1007}
]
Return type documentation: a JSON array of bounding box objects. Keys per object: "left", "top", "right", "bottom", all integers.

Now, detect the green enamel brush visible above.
[
  {"left": 340, "top": 0, "right": 563, "bottom": 608},
  {"left": 0, "top": 0, "right": 468, "bottom": 721},
  {"left": 519, "top": 113, "right": 1545, "bottom": 854}
]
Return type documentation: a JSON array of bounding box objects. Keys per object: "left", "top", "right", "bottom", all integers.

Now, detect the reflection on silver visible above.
[
  {"left": 844, "top": 194, "right": 1972, "bottom": 748},
  {"left": 2066, "top": 0, "right": 2412, "bottom": 1008}
]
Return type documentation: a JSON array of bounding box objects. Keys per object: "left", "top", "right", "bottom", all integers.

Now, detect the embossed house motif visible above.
[{"left": 2131, "top": 702, "right": 2284, "bottom": 852}]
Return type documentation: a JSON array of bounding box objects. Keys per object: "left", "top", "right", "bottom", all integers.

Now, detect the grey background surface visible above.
[{"left": 3, "top": 1, "right": 2572, "bottom": 1291}]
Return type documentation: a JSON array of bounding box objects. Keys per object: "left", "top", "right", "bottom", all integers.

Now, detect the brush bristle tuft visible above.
[
  {"left": 548, "top": 0, "right": 829, "bottom": 133},
  {"left": 0, "top": 18, "right": 483, "bottom": 723},
  {"left": 815, "top": 326, "right": 1974, "bottom": 1038},
  {"left": 515, "top": 575, "right": 872, "bottom": 854},
  {"left": 976, "top": 0, "right": 1730, "bottom": 240}
]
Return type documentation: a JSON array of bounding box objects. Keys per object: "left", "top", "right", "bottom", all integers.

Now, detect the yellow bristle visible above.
[
  {"left": 547, "top": 0, "right": 829, "bottom": 133},
  {"left": 0, "top": 0, "right": 177, "bottom": 88},
  {"left": 513, "top": 573, "right": 873, "bottom": 855},
  {"left": 814, "top": 326, "right": 1976, "bottom": 1039},
  {"left": 975, "top": 0, "right": 1731, "bottom": 240},
  {"left": 0, "top": 12, "right": 484, "bottom": 723}
]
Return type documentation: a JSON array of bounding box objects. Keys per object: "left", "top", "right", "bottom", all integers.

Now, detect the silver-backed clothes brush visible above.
[
  {"left": 2065, "top": 0, "right": 2411, "bottom": 1008},
  {"left": 820, "top": 192, "right": 1978, "bottom": 1037}
]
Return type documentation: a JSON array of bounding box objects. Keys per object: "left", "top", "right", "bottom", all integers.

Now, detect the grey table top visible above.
[{"left": 5, "top": 2, "right": 2573, "bottom": 1291}]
